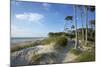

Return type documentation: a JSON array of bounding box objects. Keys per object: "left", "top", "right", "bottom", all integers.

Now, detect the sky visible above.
[{"left": 11, "top": 0, "right": 95, "bottom": 37}]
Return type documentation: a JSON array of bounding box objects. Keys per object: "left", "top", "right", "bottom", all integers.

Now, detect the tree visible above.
[
  {"left": 48, "top": 32, "right": 54, "bottom": 37},
  {"left": 84, "top": 6, "right": 88, "bottom": 46},
  {"left": 73, "top": 5, "right": 78, "bottom": 49},
  {"left": 89, "top": 6, "right": 95, "bottom": 30},
  {"left": 89, "top": 6, "right": 95, "bottom": 41},
  {"left": 65, "top": 16, "right": 73, "bottom": 21},
  {"left": 71, "top": 25, "right": 75, "bottom": 30},
  {"left": 64, "top": 16, "right": 73, "bottom": 32},
  {"left": 78, "top": 5, "right": 85, "bottom": 46},
  {"left": 89, "top": 19, "right": 95, "bottom": 40},
  {"left": 84, "top": 6, "right": 95, "bottom": 45},
  {"left": 89, "top": 6, "right": 95, "bottom": 12},
  {"left": 90, "top": 19, "right": 95, "bottom": 30}
]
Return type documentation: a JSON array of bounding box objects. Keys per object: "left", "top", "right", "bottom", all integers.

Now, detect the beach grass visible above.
[
  {"left": 70, "top": 48, "right": 81, "bottom": 55},
  {"left": 41, "top": 36, "right": 67, "bottom": 47},
  {"left": 11, "top": 41, "right": 41, "bottom": 52},
  {"left": 77, "top": 51, "right": 95, "bottom": 62}
]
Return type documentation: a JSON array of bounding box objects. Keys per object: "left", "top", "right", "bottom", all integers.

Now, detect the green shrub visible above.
[
  {"left": 41, "top": 36, "right": 67, "bottom": 47},
  {"left": 41, "top": 37, "right": 55, "bottom": 45},
  {"left": 68, "top": 34, "right": 75, "bottom": 39},
  {"left": 70, "top": 49, "right": 81, "bottom": 55},
  {"left": 78, "top": 52, "right": 95, "bottom": 62},
  {"left": 55, "top": 36, "right": 67, "bottom": 47},
  {"left": 48, "top": 32, "right": 67, "bottom": 37}
]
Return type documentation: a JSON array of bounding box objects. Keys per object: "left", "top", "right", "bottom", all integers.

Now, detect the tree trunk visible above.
[
  {"left": 73, "top": 5, "right": 78, "bottom": 49},
  {"left": 90, "top": 22, "right": 93, "bottom": 38},
  {"left": 80, "top": 7, "right": 84, "bottom": 46},
  {"left": 85, "top": 7, "right": 88, "bottom": 46}
]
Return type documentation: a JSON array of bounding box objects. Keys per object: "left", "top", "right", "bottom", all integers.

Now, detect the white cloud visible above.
[{"left": 16, "top": 13, "right": 44, "bottom": 23}]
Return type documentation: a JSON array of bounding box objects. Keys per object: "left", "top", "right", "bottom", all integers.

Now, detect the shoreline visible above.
[
  {"left": 11, "top": 40, "right": 42, "bottom": 48},
  {"left": 10, "top": 37, "right": 46, "bottom": 48}
]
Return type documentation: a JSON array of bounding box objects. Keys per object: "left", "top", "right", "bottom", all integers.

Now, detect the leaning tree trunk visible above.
[
  {"left": 73, "top": 5, "right": 78, "bottom": 49},
  {"left": 85, "top": 6, "right": 88, "bottom": 46}
]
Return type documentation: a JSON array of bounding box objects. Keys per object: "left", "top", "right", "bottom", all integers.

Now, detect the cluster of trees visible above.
[
  {"left": 48, "top": 32, "right": 67, "bottom": 37},
  {"left": 64, "top": 5, "right": 95, "bottom": 49},
  {"left": 48, "top": 32, "right": 75, "bottom": 38}
]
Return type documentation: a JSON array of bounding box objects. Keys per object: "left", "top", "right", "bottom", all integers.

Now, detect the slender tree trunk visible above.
[
  {"left": 80, "top": 7, "right": 84, "bottom": 45},
  {"left": 85, "top": 7, "right": 88, "bottom": 46},
  {"left": 73, "top": 5, "right": 78, "bottom": 49}
]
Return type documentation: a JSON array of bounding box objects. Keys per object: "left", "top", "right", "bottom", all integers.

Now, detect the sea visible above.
[{"left": 11, "top": 37, "right": 46, "bottom": 44}]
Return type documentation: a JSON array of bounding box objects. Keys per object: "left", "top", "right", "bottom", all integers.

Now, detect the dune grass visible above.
[
  {"left": 77, "top": 51, "right": 95, "bottom": 62},
  {"left": 70, "top": 48, "right": 95, "bottom": 62},
  {"left": 70, "top": 48, "right": 81, "bottom": 55},
  {"left": 11, "top": 36, "right": 68, "bottom": 53},
  {"left": 11, "top": 41, "right": 41, "bottom": 52},
  {"left": 41, "top": 36, "right": 67, "bottom": 47},
  {"left": 55, "top": 36, "right": 67, "bottom": 47}
]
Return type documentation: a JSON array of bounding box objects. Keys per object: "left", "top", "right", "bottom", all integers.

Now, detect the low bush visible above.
[
  {"left": 70, "top": 48, "right": 81, "bottom": 55},
  {"left": 41, "top": 37, "right": 56, "bottom": 45},
  {"left": 55, "top": 36, "right": 67, "bottom": 47},
  {"left": 78, "top": 52, "right": 95, "bottom": 62},
  {"left": 48, "top": 32, "right": 67, "bottom": 37},
  {"left": 41, "top": 36, "right": 67, "bottom": 47}
]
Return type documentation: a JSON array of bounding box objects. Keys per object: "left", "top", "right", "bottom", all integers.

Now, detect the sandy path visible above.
[{"left": 55, "top": 39, "right": 77, "bottom": 63}]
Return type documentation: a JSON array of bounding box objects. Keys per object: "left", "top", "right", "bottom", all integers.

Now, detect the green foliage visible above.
[
  {"left": 87, "top": 32, "right": 95, "bottom": 42},
  {"left": 48, "top": 32, "right": 67, "bottom": 37},
  {"left": 71, "top": 25, "right": 75, "bottom": 29},
  {"left": 41, "top": 37, "right": 56, "bottom": 45},
  {"left": 76, "top": 28, "right": 95, "bottom": 41},
  {"left": 65, "top": 16, "right": 73, "bottom": 20},
  {"left": 70, "top": 49, "right": 81, "bottom": 55},
  {"left": 41, "top": 36, "right": 67, "bottom": 47},
  {"left": 55, "top": 36, "right": 67, "bottom": 47},
  {"left": 48, "top": 32, "right": 75, "bottom": 39},
  {"left": 68, "top": 34, "right": 75, "bottom": 39},
  {"left": 11, "top": 41, "right": 41, "bottom": 52},
  {"left": 78, "top": 52, "right": 95, "bottom": 62}
]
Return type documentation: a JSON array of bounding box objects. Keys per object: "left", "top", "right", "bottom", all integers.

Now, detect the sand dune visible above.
[{"left": 11, "top": 39, "right": 77, "bottom": 66}]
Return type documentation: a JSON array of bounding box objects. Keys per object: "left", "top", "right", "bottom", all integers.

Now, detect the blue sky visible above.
[{"left": 11, "top": 0, "right": 95, "bottom": 37}]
